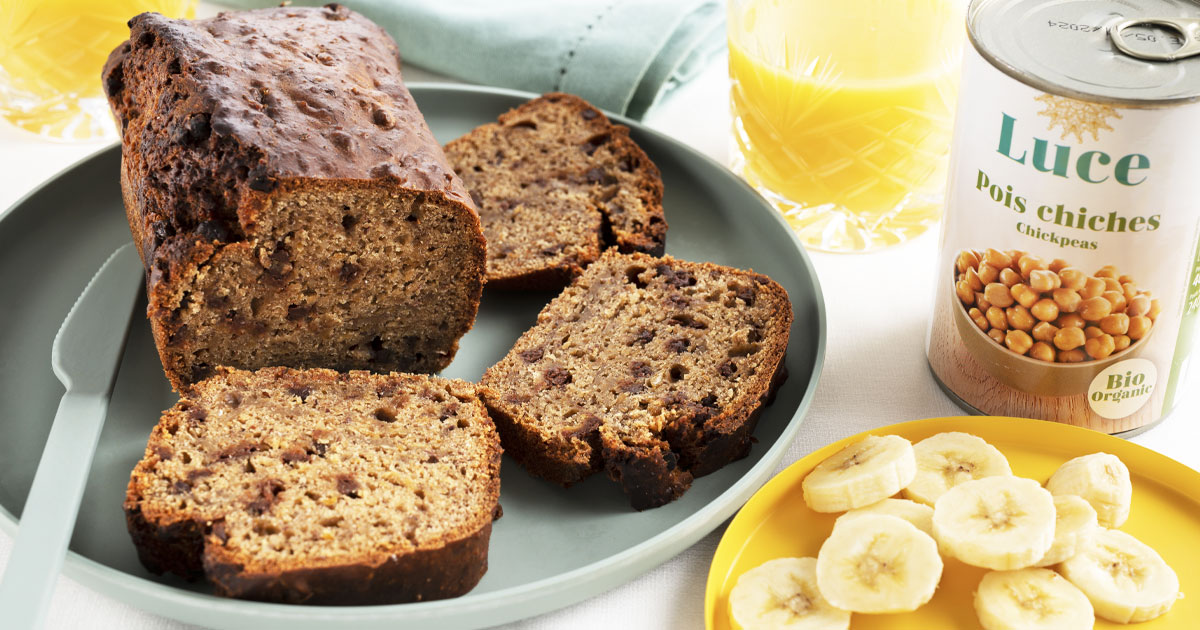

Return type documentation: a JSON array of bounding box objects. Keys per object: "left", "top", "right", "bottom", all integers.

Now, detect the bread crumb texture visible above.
[
  {"left": 480, "top": 252, "right": 792, "bottom": 509},
  {"left": 446, "top": 93, "right": 665, "bottom": 289},
  {"left": 125, "top": 366, "right": 502, "bottom": 605}
]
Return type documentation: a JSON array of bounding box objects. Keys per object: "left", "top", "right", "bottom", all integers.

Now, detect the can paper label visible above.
[{"left": 927, "top": 46, "right": 1200, "bottom": 433}]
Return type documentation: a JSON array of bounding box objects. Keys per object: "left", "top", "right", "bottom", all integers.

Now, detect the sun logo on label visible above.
[{"left": 1034, "top": 94, "right": 1123, "bottom": 143}]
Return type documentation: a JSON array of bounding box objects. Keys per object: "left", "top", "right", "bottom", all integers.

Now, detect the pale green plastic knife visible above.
[{"left": 0, "top": 244, "right": 143, "bottom": 627}]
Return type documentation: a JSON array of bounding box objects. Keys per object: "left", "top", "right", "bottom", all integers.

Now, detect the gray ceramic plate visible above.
[{"left": 0, "top": 85, "right": 825, "bottom": 629}]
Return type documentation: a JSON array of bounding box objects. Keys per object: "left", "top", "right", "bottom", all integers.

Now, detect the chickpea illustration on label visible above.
[
  {"left": 927, "top": 0, "right": 1200, "bottom": 433},
  {"left": 953, "top": 251, "right": 1157, "bottom": 363}
]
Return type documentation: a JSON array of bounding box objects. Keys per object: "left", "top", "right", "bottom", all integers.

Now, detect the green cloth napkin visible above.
[{"left": 221, "top": 0, "right": 725, "bottom": 119}]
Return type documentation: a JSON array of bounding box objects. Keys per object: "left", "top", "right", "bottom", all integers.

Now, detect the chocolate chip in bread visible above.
[
  {"left": 445, "top": 93, "right": 666, "bottom": 290},
  {"left": 125, "top": 366, "right": 502, "bottom": 605},
  {"left": 480, "top": 252, "right": 791, "bottom": 509}
]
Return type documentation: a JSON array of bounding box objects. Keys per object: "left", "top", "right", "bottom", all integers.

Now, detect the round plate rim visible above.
[
  {"left": 703, "top": 415, "right": 1200, "bottom": 630},
  {"left": 0, "top": 83, "right": 828, "bottom": 627}
]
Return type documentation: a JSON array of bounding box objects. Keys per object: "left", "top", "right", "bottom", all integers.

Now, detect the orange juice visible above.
[
  {"left": 0, "top": 0, "right": 195, "bottom": 140},
  {"left": 728, "top": 0, "right": 964, "bottom": 251}
]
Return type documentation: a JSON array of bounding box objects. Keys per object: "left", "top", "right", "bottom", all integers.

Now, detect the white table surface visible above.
[{"left": 2, "top": 26, "right": 1198, "bottom": 630}]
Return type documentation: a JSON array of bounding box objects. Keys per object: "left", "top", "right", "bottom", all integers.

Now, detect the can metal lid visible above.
[{"left": 969, "top": 0, "right": 1200, "bottom": 105}]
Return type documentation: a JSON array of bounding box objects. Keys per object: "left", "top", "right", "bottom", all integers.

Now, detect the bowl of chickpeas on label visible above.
[{"left": 951, "top": 249, "right": 1159, "bottom": 396}]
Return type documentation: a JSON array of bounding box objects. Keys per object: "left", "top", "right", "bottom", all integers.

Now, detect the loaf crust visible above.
[
  {"left": 125, "top": 366, "right": 502, "bottom": 604},
  {"left": 480, "top": 252, "right": 792, "bottom": 509},
  {"left": 103, "top": 5, "right": 485, "bottom": 389},
  {"left": 445, "top": 93, "right": 665, "bottom": 290}
]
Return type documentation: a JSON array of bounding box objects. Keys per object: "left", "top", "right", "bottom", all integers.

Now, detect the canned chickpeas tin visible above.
[{"left": 927, "top": 0, "right": 1200, "bottom": 433}]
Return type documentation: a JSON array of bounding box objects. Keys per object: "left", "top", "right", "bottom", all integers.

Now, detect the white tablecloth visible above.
[{"left": 2, "top": 46, "right": 1197, "bottom": 630}]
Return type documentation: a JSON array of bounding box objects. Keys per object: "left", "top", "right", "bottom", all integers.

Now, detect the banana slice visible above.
[
  {"left": 932, "top": 476, "right": 1055, "bottom": 570},
  {"left": 802, "top": 435, "right": 917, "bottom": 513},
  {"left": 1033, "top": 494, "right": 1098, "bottom": 567},
  {"left": 902, "top": 432, "right": 1013, "bottom": 506},
  {"left": 1044, "top": 453, "right": 1132, "bottom": 528},
  {"left": 835, "top": 498, "right": 934, "bottom": 537},
  {"left": 815, "top": 514, "right": 943, "bottom": 613},
  {"left": 973, "top": 568, "right": 1094, "bottom": 630},
  {"left": 1059, "top": 529, "right": 1180, "bottom": 623},
  {"left": 727, "top": 557, "right": 851, "bottom": 630}
]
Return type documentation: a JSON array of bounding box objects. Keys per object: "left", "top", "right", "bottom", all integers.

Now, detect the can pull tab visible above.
[{"left": 1110, "top": 17, "right": 1200, "bottom": 61}]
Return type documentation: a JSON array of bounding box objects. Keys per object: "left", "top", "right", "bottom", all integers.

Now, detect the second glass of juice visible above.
[
  {"left": 0, "top": 0, "right": 196, "bottom": 141},
  {"left": 728, "top": 0, "right": 965, "bottom": 252}
]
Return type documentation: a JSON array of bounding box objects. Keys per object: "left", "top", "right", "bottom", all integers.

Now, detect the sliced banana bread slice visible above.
[
  {"left": 444, "top": 93, "right": 666, "bottom": 289},
  {"left": 479, "top": 252, "right": 791, "bottom": 509},
  {"left": 125, "top": 366, "right": 502, "bottom": 605}
]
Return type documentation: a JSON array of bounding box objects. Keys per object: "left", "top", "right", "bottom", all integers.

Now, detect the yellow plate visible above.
[{"left": 705, "top": 416, "right": 1200, "bottom": 629}]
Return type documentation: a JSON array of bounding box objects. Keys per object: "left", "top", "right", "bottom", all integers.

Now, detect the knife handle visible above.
[{"left": 0, "top": 391, "right": 110, "bottom": 628}]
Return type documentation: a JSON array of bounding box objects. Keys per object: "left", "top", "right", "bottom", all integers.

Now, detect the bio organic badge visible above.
[{"left": 1088, "top": 359, "right": 1157, "bottom": 420}]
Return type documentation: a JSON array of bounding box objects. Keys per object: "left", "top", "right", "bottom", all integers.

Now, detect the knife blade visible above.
[{"left": 0, "top": 243, "right": 143, "bottom": 628}]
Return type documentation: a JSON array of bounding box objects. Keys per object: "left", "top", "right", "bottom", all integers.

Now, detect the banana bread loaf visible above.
[
  {"left": 102, "top": 5, "right": 485, "bottom": 389},
  {"left": 125, "top": 366, "right": 502, "bottom": 604},
  {"left": 479, "top": 252, "right": 791, "bottom": 509},
  {"left": 444, "top": 93, "right": 665, "bottom": 289}
]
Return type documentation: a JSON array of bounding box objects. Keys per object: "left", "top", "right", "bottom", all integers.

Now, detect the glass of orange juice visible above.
[
  {"left": 728, "top": 0, "right": 965, "bottom": 252},
  {"left": 0, "top": 0, "right": 196, "bottom": 141}
]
